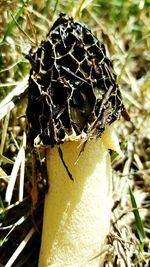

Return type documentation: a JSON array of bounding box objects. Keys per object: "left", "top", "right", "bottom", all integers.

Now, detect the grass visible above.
[{"left": 0, "top": 0, "right": 150, "bottom": 266}]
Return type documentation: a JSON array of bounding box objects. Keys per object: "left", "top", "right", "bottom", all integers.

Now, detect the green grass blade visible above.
[
  {"left": 129, "top": 187, "right": 146, "bottom": 243},
  {"left": 0, "top": 195, "right": 4, "bottom": 210},
  {"left": 0, "top": 154, "right": 14, "bottom": 164},
  {"left": 3, "top": 5, "right": 25, "bottom": 41},
  {"left": 74, "top": 0, "right": 93, "bottom": 18},
  {"left": 53, "top": 0, "right": 59, "bottom": 17}
]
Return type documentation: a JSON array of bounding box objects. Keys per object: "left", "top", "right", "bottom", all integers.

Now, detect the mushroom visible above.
[{"left": 26, "top": 14, "right": 125, "bottom": 267}]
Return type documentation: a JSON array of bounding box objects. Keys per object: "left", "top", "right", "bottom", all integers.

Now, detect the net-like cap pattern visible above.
[{"left": 26, "top": 14, "right": 124, "bottom": 146}]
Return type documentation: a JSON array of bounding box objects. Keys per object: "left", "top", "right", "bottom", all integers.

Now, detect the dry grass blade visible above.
[
  {"left": 19, "top": 132, "right": 26, "bottom": 202},
  {"left": 5, "top": 227, "right": 35, "bottom": 267},
  {"left": 121, "top": 90, "right": 142, "bottom": 109},
  {"left": 5, "top": 143, "right": 26, "bottom": 205},
  {"left": 0, "top": 110, "right": 10, "bottom": 155},
  {"left": 1, "top": 215, "right": 27, "bottom": 245},
  {"left": 0, "top": 76, "right": 28, "bottom": 120}
]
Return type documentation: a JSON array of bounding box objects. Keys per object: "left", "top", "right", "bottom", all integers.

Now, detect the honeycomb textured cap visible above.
[{"left": 26, "top": 13, "right": 124, "bottom": 146}]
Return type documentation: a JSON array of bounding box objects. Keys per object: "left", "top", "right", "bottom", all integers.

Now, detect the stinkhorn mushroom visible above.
[{"left": 26, "top": 14, "right": 125, "bottom": 267}]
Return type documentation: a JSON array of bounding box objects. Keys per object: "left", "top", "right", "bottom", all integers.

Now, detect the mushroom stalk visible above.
[{"left": 38, "top": 125, "right": 122, "bottom": 267}]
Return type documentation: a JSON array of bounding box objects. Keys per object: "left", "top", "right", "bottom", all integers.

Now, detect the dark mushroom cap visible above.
[{"left": 26, "top": 13, "right": 124, "bottom": 147}]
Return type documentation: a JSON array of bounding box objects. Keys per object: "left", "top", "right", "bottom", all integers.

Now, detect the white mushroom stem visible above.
[{"left": 38, "top": 124, "right": 122, "bottom": 267}]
